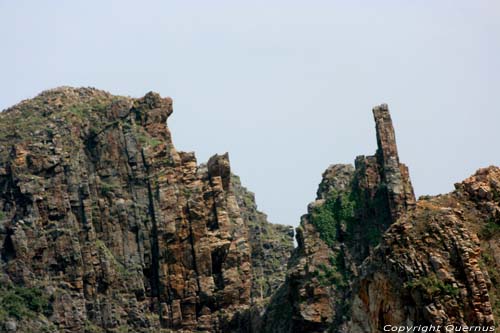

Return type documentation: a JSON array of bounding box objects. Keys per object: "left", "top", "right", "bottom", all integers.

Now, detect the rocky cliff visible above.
[
  {"left": 0, "top": 87, "right": 293, "bottom": 333},
  {"left": 348, "top": 166, "right": 499, "bottom": 331},
  {"left": 259, "top": 104, "right": 415, "bottom": 332},
  {"left": 0, "top": 89, "right": 498, "bottom": 333},
  {"left": 261, "top": 105, "right": 498, "bottom": 332},
  {"left": 231, "top": 175, "right": 294, "bottom": 303}
]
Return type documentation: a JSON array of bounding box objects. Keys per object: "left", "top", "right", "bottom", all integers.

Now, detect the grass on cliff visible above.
[
  {"left": 314, "top": 253, "right": 349, "bottom": 288},
  {"left": 310, "top": 187, "right": 385, "bottom": 249},
  {"left": 84, "top": 320, "right": 105, "bottom": 333},
  {"left": 136, "top": 130, "right": 162, "bottom": 149},
  {"left": 100, "top": 180, "right": 120, "bottom": 196},
  {"left": 479, "top": 218, "right": 500, "bottom": 240},
  {"left": 310, "top": 191, "right": 355, "bottom": 247},
  {"left": 404, "top": 274, "right": 460, "bottom": 300},
  {"left": 0, "top": 285, "right": 51, "bottom": 321},
  {"left": 0, "top": 93, "right": 111, "bottom": 143}
]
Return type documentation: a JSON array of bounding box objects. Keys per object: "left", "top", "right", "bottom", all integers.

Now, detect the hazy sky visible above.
[{"left": 1, "top": 1, "right": 499, "bottom": 227}]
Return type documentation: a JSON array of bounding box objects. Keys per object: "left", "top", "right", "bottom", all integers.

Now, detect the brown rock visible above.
[{"left": 0, "top": 87, "right": 293, "bottom": 333}]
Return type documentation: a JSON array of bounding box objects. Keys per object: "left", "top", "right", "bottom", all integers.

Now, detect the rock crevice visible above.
[
  {"left": 0, "top": 87, "right": 293, "bottom": 333},
  {"left": 0, "top": 89, "right": 497, "bottom": 333}
]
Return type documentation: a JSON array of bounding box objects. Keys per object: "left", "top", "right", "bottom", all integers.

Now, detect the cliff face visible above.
[
  {"left": 0, "top": 87, "right": 293, "bottom": 333},
  {"left": 231, "top": 175, "right": 294, "bottom": 303},
  {"left": 262, "top": 105, "right": 498, "bottom": 333},
  {"left": 1, "top": 88, "right": 498, "bottom": 333},
  {"left": 260, "top": 104, "right": 416, "bottom": 332},
  {"left": 349, "top": 166, "right": 499, "bottom": 331}
]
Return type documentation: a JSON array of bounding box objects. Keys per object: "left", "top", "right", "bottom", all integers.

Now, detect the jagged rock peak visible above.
[
  {"left": 262, "top": 103, "right": 418, "bottom": 333},
  {"left": 208, "top": 153, "right": 232, "bottom": 191},
  {"left": 263, "top": 104, "right": 498, "bottom": 333},
  {"left": 373, "top": 103, "right": 399, "bottom": 164},
  {"left": 133, "top": 91, "right": 174, "bottom": 123},
  {"left": 371, "top": 103, "right": 416, "bottom": 222},
  {"left": 349, "top": 165, "right": 500, "bottom": 331},
  {"left": 316, "top": 164, "right": 355, "bottom": 200},
  {"left": 0, "top": 87, "right": 294, "bottom": 333}
]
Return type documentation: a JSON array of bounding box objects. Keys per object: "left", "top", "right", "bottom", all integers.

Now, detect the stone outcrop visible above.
[
  {"left": 372, "top": 104, "right": 416, "bottom": 222},
  {"left": 348, "top": 166, "right": 499, "bottom": 331},
  {"left": 262, "top": 104, "right": 498, "bottom": 333},
  {"left": 0, "top": 89, "right": 498, "bottom": 333},
  {"left": 0, "top": 87, "right": 293, "bottom": 333},
  {"left": 260, "top": 104, "right": 416, "bottom": 332}
]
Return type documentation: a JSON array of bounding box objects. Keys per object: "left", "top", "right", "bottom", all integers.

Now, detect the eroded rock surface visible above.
[
  {"left": 0, "top": 90, "right": 498, "bottom": 333},
  {"left": 348, "top": 166, "right": 499, "bottom": 331},
  {"left": 260, "top": 104, "right": 415, "bottom": 332},
  {"left": 0, "top": 87, "right": 293, "bottom": 333},
  {"left": 262, "top": 105, "right": 498, "bottom": 333}
]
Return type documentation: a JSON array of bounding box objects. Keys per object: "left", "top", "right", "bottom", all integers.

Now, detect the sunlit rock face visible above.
[
  {"left": 260, "top": 105, "right": 497, "bottom": 333},
  {"left": 0, "top": 90, "right": 497, "bottom": 333},
  {"left": 0, "top": 87, "right": 293, "bottom": 333}
]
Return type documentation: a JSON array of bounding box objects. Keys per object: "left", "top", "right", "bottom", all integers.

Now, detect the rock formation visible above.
[
  {"left": 0, "top": 87, "right": 293, "bottom": 332},
  {"left": 231, "top": 175, "right": 294, "bottom": 303},
  {"left": 261, "top": 104, "right": 498, "bottom": 333},
  {"left": 348, "top": 166, "right": 499, "bottom": 331},
  {"left": 259, "top": 104, "right": 416, "bottom": 332},
  {"left": 0, "top": 89, "right": 498, "bottom": 333}
]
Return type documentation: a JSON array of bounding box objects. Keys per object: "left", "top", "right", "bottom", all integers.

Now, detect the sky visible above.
[{"left": 1, "top": 0, "right": 499, "bottom": 227}]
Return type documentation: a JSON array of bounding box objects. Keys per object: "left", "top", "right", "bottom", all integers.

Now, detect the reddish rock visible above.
[{"left": 0, "top": 87, "right": 293, "bottom": 333}]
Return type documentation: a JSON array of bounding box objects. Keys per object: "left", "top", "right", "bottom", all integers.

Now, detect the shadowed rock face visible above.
[{"left": 0, "top": 87, "right": 293, "bottom": 333}]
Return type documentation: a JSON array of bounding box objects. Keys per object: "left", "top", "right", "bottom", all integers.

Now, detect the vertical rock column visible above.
[{"left": 373, "top": 104, "right": 415, "bottom": 222}]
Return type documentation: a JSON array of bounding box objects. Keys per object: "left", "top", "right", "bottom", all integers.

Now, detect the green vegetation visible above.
[
  {"left": 92, "top": 101, "right": 108, "bottom": 113},
  {"left": 0, "top": 110, "right": 46, "bottom": 141},
  {"left": 365, "top": 224, "right": 383, "bottom": 247},
  {"left": 260, "top": 283, "right": 293, "bottom": 333},
  {"left": 182, "top": 187, "right": 193, "bottom": 198},
  {"left": 0, "top": 210, "right": 5, "bottom": 220},
  {"left": 95, "top": 240, "right": 132, "bottom": 278},
  {"left": 309, "top": 186, "right": 385, "bottom": 249},
  {"left": 480, "top": 251, "right": 500, "bottom": 319},
  {"left": 40, "top": 324, "right": 58, "bottom": 333},
  {"left": 0, "top": 285, "right": 51, "bottom": 321},
  {"left": 243, "top": 195, "right": 254, "bottom": 208},
  {"left": 358, "top": 185, "right": 390, "bottom": 242},
  {"left": 492, "top": 188, "right": 500, "bottom": 202},
  {"left": 84, "top": 320, "right": 105, "bottom": 333},
  {"left": 310, "top": 191, "right": 355, "bottom": 247},
  {"left": 68, "top": 104, "right": 91, "bottom": 118},
  {"left": 95, "top": 239, "right": 122, "bottom": 268},
  {"left": 479, "top": 218, "right": 500, "bottom": 240},
  {"left": 67, "top": 100, "right": 107, "bottom": 120},
  {"left": 405, "top": 274, "right": 460, "bottom": 299},
  {"left": 100, "top": 179, "right": 119, "bottom": 196},
  {"left": 318, "top": 265, "right": 347, "bottom": 288},
  {"left": 0, "top": 89, "right": 127, "bottom": 151},
  {"left": 136, "top": 131, "right": 162, "bottom": 148},
  {"left": 315, "top": 254, "right": 349, "bottom": 288}
]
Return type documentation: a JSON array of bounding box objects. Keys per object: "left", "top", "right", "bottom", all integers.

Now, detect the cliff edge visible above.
[{"left": 0, "top": 87, "right": 293, "bottom": 332}]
